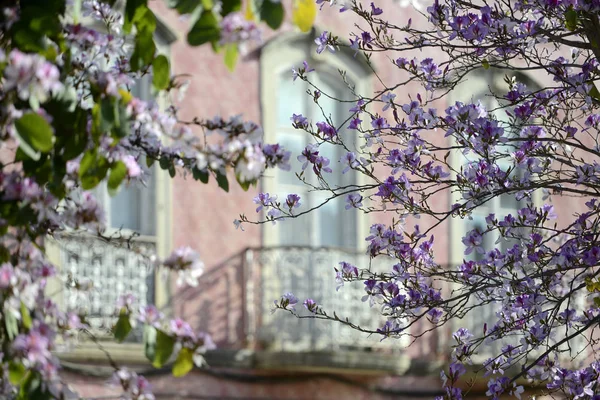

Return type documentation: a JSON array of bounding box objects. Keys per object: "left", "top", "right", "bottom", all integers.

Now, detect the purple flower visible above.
[
  {"left": 297, "top": 143, "right": 319, "bottom": 170},
  {"left": 303, "top": 298, "right": 318, "bottom": 313},
  {"left": 371, "top": 116, "right": 389, "bottom": 133},
  {"left": 315, "top": 31, "right": 334, "bottom": 54},
  {"left": 170, "top": 318, "right": 194, "bottom": 339},
  {"left": 292, "top": 60, "right": 315, "bottom": 81},
  {"left": 313, "top": 156, "right": 333, "bottom": 175},
  {"left": 376, "top": 320, "right": 401, "bottom": 339},
  {"left": 276, "top": 293, "right": 298, "bottom": 310},
  {"left": 219, "top": 12, "right": 261, "bottom": 46},
  {"left": 381, "top": 92, "right": 396, "bottom": 111},
  {"left": 163, "top": 246, "right": 205, "bottom": 287},
  {"left": 138, "top": 305, "right": 163, "bottom": 327},
  {"left": 340, "top": 152, "right": 359, "bottom": 173},
  {"left": 253, "top": 192, "right": 277, "bottom": 212},
  {"left": 348, "top": 117, "right": 362, "bottom": 130},
  {"left": 428, "top": 308, "right": 443, "bottom": 323},
  {"left": 0, "top": 263, "right": 16, "bottom": 289},
  {"left": 462, "top": 228, "right": 484, "bottom": 255},
  {"left": 116, "top": 293, "right": 136, "bottom": 312},
  {"left": 370, "top": 2, "right": 383, "bottom": 15},
  {"left": 291, "top": 113, "right": 309, "bottom": 129},
  {"left": 285, "top": 194, "right": 301, "bottom": 211},
  {"left": 345, "top": 193, "right": 363, "bottom": 209},
  {"left": 316, "top": 121, "right": 337, "bottom": 140},
  {"left": 262, "top": 143, "right": 291, "bottom": 171}
]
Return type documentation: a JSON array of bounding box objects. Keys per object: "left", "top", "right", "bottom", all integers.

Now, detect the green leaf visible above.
[
  {"left": 98, "top": 97, "right": 116, "bottom": 134},
  {"left": 79, "top": 150, "right": 109, "bottom": 190},
  {"left": 131, "top": 30, "right": 156, "bottom": 71},
  {"left": 589, "top": 85, "right": 600, "bottom": 101},
  {"left": 133, "top": 5, "right": 157, "bottom": 33},
  {"left": 146, "top": 156, "right": 155, "bottom": 168},
  {"left": 12, "top": 26, "right": 46, "bottom": 52},
  {"left": 221, "top": 0, "right": 242, "bottom": 15},
  {"left": 481, "top": 59, "right": 490, "bottom": 70},
  {"left": 236, "top": 173, "right": 251, "bottom": 191},
  {"left": 124, "top": 0, "right": 147, "bottom": 33},
  {"left": 62, "top": 109, "right": 88, "bottom": 159},
  {"left": 187, "top": 10, "right": 220, "bottom": 46},
  {"left": 224, "top": 44, "right": 238, "bottom": 72},
  {"left": 17, "top": 370, "right": 42, "bottom": 400},
  {"left": 202, "top": 0, "right": 214, "bottom": 9},
  {"left": 113, "top": 310, "right": 132, "bottom": 343},
  {"left": 108, "top": 161, "right": 128, "bottom": 194},
  {"left": 169, "top": 0, "right": 201, "bottom": 14},
  {"left": 152, "top": 55, "right": 170, "bottom": 90},
  {"left": 153, "top": 330, "right": 175, "bottom": 368},
  {"left": 292, "top": 0, "right": 316, "bottom": 33},
  {"left": 12, "top": 7, "right": 61, "bottom": 51},
  {"left": 260, "top": 0, "right": 284, "bottom": 30},
  {"left": 20, "top": 303, "right": 32, "bottom": 330},
  {"left": 192, "top": 168, "right": 209, "bottom": 183},
  {"left": 144, "top": 325, "right": 157, "bottom": 362},
  {"left": 14, "top": 113, "right": 55, "bottom": 153},
  {"left": 113, "top": 101, "right": 131, "bottom": 139},
  {"left": 565, "top": 8, "right": 577, "bottom": 31},
  {"left": 172, "top": 347, "right": 195, "bottom": 377},
  {"left": 159, "top": 156, "right": 170, "bottom": 170},
  {"left": 245, "top": 0, "right": 257, "bottom": 21},
  {"left": 8, "top": 362, "right": 27, "bottom": 385},
  {"left": 216, "top": 171, "right": 229, "bottom": 192},
  {"left": 5, "top": 311, "right": 18, "bottom": 340}
]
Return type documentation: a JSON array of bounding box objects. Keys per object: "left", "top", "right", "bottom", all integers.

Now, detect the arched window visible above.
[
  {"left": 260, "top": 31, "right": 371, "bottom": 251},
  {"left": 256, "top": 32, "right": 399, "bottom": 351},
  {"left": 448, "top": 70, "right": 538, "bottom": 356},
  {"left": 52, "top": 21, "right": 176, "bottom": 335}
]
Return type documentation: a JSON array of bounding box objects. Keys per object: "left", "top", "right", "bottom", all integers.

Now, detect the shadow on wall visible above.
[{"left": 168, "top": 250, "right": 248, "bottom": 348}]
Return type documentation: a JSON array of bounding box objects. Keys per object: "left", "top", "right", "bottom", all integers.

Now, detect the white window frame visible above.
[
  {"left": 445, "top": 71, "right": 544, "bottom": 361},
  {"left": 45, "top": 18, "right": 176, "bottom": 341},
  {"left": 260, "top": 30, "right": 372, "bottom": 251}
]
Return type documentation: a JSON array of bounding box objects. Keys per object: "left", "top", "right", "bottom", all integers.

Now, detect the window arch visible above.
[
  {"left": 260, "top": 30, "right": 371, "bottom": 250},
  {"left": 447, "top": 70, "right": 541, "bottom": 357}
]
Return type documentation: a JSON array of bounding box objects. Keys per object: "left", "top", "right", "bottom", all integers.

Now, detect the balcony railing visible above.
[
  {"left": 185, "top": 246, "right": 402, "bottom": 352},
  {"left": 58, "top": 234, "right": 156, "bottom": 334}
]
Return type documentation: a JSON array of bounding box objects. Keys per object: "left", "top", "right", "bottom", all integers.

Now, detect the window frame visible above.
[
  {"left": 445, "top": 70, "right": 545, "bottom": 360},
  {"left": 259, "top": 30, "right": 372, "bottom": 251},
  {"left": 45, "top": 18, "right": 176, "bottom": 350}
]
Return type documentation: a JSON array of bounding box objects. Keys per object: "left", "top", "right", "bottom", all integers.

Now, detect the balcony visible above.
[
  {"left": 57, "top": 233, "right": 156, "bottom": 336},
  {"left": 175, "top": 246, "right": 437, "bottom": 373},
  {"left": 179, "top": 247, "right": 396, "bottom": 351},
  {"left": 53, "top": 241, "right": 438, "bottom": 373}
]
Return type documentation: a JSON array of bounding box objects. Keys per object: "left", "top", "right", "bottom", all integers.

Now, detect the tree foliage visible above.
[
  {"left": 0, "top": 0, "right": 299, "bottom": 398},
  {"left": 244, "top": 0, "right": 600, "bottom": 398}
]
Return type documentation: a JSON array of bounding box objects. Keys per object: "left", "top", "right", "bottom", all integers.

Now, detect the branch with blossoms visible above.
[
  {"left": 236, "top": 0, "right": 600, "bottom": 398},
  {"left": 0, "top": 0, "right": 307, "bottom": 398}
]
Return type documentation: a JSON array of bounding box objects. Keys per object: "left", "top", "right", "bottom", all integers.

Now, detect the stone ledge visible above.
[{"left": 59, "top": 347, "right": 442, "bottom": 377}]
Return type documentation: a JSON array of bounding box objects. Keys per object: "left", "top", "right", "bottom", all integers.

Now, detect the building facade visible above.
[{"left": 55, "top": 1, "right": 575, "bottom": 399}]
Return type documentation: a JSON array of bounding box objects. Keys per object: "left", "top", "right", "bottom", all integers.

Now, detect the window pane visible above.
[
  {"left": 276, "top": 132, "right": 306, "bottom": 185},
  {"left": 319, "top": 141, "right": 343, "bottom": 186},
  {"left": 313, "top": 77, "right": 340, "bottom": 123},
  {"left": 278, "top": 78, "right": 306, "bottom": 127},
  {"left": 278, "top": 191, "right": 311, "bottom": 246},
  {"left": 110, "top": 169, "right": 156, "bottom": 235},
  {"left": 275, "top": 71, "right": 358, "bottom": 250},
  {"left": 131, "top": 75, "right": 151, "bottom": 101},
  {"left": 314, "top": 194, "right": 357, "bottom": 249}
]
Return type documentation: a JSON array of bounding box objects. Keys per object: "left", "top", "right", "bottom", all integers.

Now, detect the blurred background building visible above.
[{"left": 53, "top": 1, "right": 572, "bottom": 398}]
